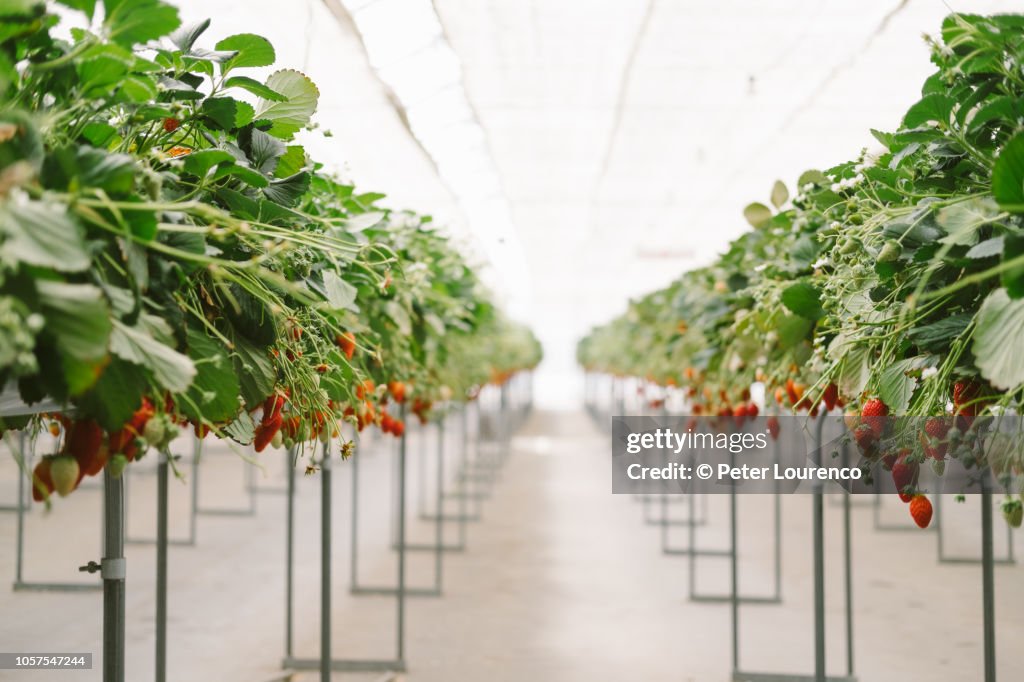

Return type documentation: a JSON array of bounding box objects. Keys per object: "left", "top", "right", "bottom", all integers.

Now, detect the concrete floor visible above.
[{"left": 0, "top": 409, "right": 1022, "bottom": 681}]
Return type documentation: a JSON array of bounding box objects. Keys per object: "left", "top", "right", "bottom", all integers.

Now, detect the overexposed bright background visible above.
[{"left": 63, "top": 0, "right": 1022, "bottom": 408}]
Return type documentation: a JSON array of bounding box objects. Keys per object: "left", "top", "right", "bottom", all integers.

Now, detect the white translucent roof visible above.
[{"left": 105, "top": 1, "right": 1024, "bottom": 406}]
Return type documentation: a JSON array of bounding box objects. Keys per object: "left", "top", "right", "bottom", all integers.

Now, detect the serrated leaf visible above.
[
  {"left": 967, "top": 95, "right": 1018, "bottom": 132},
  {"left": 966, "top": 236, "right": 1004, "bottom": 259},
  {"left": 169, "top": 18, "right": 210, "bottom": 51},
  {"left": 213, "top": 164, "right": 268, "bottom": 188},
  {"left": 104, "top": 0, "right": 181, "bottom": 47},
  {"left": 973, "top": 288, "right": 1024, "bottom": 390},
  {"left": 201, "top": 97, "right": 245, "bottom": 131},
  {"left": 937, "top": 197, "right": 1001, "bottom": 246},
  {"left": 0, "top": 199, "right": 89, "bottom": 272},
  {"left": 907, "top": 314, "right": 972, "bottom": 350},
  {"left": 796, "top": 169, "right": 828, "bottom": 188},
  {"left": 178, "top": 328, "right": 239, "bottom": 423},
  {"left": 993, "top": 132, "right": 1024, "bottom": 213},
  {"left": 770, "top": 180, "right": 788, "bottom": 209},
  {"left": 343, "top": 211, "right": 385, "bottom": 232},
  {"left": 878, "top": 358, "right": 925, "bottom": 414},
  {"left": 322, "top": 271, "right": 358, "bottom": 311},
  {"left": 182, "top": 149, "right": 234, "bottom": 178},
  {"left": 110, "top": 319, "right": 195, "bottom": 393},
  {"left": 75, "top": 358, "right": 149, "bottom": 432},
  {"left": 224, "top": 75, "right": 286, "bottom": 101},
  {"left": 56, "top": 0, "right": 97, "bottom": 18},
  {"left": 216, "top": 33, "right": 276, "bottom": 72},
  {"left": 263, "top": 171, "right": 309, "bottom": 206},
  {"left": 254, "top": 69, "right": 319, "bottom": 140},
  {"left": 781, "top": 281, "right": 824, "bottom": 321},
  {"left": 385, "top": 300, "right": 412, "bottom": 336},
  {"left": 36, "top": 281, "right": 111, "bottom": 361},
  {"left": 1002, "top": 234, "right": 1024, "bottom": 299},
  {"left": 231, "top": 334, "right": 276, "bottom": 409},
  {"left": 902, "top": 94, "right": 954, "bottom": 129},
  {"left": 275, "top": 146, "right": 306, "bottom": 178},
  {"left": 743, "top": 202, "right": 772, "bottom": 227},
  {"left": 223, "top": 410, "right": 255, "bottom": 445},
  {"left": 249, "top": 128, "right": 285, "bottom": 174},
  {"left": 118, "top": 73, "right": 158, "bottom": 102}
]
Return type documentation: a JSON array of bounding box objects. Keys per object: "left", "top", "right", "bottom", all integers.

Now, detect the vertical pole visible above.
[
  {"left": 435, "top": 418, "right": 444, "bottom": 589},
  {"left": 730, "top": 447, "right": 739, "bottom": 672},
  {"left": 320, "top": 440, "right": 331, "bottom": 682},
  {"left": 459, "top": 406, "right": 468, "bottom": 546},
  {"left": 842, "top": 440, "right": 854, "bottom": 676},
  {"left": 396, "top": 403, "right": 407, "bottom": 662},
  {"left": 350, "top": 438, "right": 359, "bottom": 584},
  {"left": 103, "top": 467, "right": 126, "bottom": 682},
  {"left": 500, "top": 382, "right": 509, "bottom": 464},
  {"left": 155, "top": 452, "right": 168, "bottom": 682},
  {"left": 687, "top": 489, "right": 696, "bottom": 596},
  {"left": 285, "top": 447, "right": 295, "bottom": 659},
  {"left": 15, "top": 431, "right": 27, "bottom": 585},
  {"left": 981, "top": 471, "right": 996, "bottom": 682},
  {"left": 813, "top": 411, "right": 826, "bottom": 682},
  {"left": 189, "top": 438, "right": 200, "bottom": 543},
  {"left": 773, "top": 429, "right": 783, "bottom": 601}
]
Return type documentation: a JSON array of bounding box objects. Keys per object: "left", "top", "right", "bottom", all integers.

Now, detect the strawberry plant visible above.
[
  {"left": 0, "top": 0, "right": 540, "bottom": 501},
  {"left": 579, "top": 12, "right": 1024, "bottom": 525}
]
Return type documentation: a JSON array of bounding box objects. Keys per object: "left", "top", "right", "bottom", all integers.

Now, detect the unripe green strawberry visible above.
[
  {"left": 143, "top": 416, "right": 166, "bottom": 448},
  {"left": 50, "top": 455, "right": 80, "bottom": 497},
  {"left": 931, "top": 458, "right": 945, "bottom": 476},
  {"left": 271, "top": 430, "right": 283, "bottom": 449},
  {"left": 1002, "top": 499, "right": 1023, "bottom": 529},
  {"left": 878, "top": 240, "right": 901, "bottom": 262},
  {"left": 108, "top": 454, "right": 129, "bottom": 479}
]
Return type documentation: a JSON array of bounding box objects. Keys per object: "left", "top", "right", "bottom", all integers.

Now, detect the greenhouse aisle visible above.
[{"left": 2, "top": 409, "right": 1023, "bottom": 682}]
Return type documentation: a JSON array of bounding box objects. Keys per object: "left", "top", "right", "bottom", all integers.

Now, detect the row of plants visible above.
[
  {"left": 0, "top": 0, "right": 541, "bottom": 502},
  {"left": 578, "top": 12, "right": 1024, "bottom": 528}
]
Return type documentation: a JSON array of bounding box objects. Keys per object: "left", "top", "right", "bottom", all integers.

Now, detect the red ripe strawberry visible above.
[
  {"left": 355, "top": 379, "right": 375, "bottom": 401},
  {"left": 854, "top": 424, "right": 878, "bottom": 456},
  {"left": 861, "top": 397, "right": 888, "bottom": 437},
  {"left": 766, "top": 416, "right": 780, "bottom": 440},
  {"left": 823, "top": 383, "right": 839, "bottom": 412},
  {"left": 336, "top": 332, "right": 356, "bottom": 360},
  {"left": 254, "top": 414, "right": 282, "bottom": 452},
  {"left": 881, "top": 449, "right": 899, "bottom": 470},
  {"left": 380, "top": 412, "right": 395, "bottom": 434},
  {"left": 733, "top": 404, "right": 747, "bottom": 429},
  {"left": 892, "top": 452, "right": 917, "bottom": 498},
  {"left": 281, "top": 415, "right": 301, "bottom": 438},
  {"left": 952, "top": 379, "right": 980, "bottom": 411},
  {"left": 31, "top": 459, "right": 55, "bottom": 502},
  {"left": 388, "top": 381, "right": 407, "bottom": 404},
  {"left": 785, "top": 379, "right": 800, "bottom": 406},
  {"left": 391, "top": 419, "right": 405, "bottom": 438},
  {"left": 262, "top": 393, "right": 286, "bottom": 425},
  {"left": 746, "top": 402, "right": 759, "bottom": 419},
  {"left": 194, "top": 422, "right": 210, "bottom": 439},
  {"left": 67, "top": 419, "right": 105, "bottom": 477},
  {"left": 163, "top": 117, "right": 180, "bottom": 133},
  {"left": 316, "top": 364, "right": 329, "bottom": 374},
  {"left": 909, "top": 495, "right": 933, "bottom": 529},
  {"left": 922, "top": 417, "right": 950, "bottom": 459}
]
